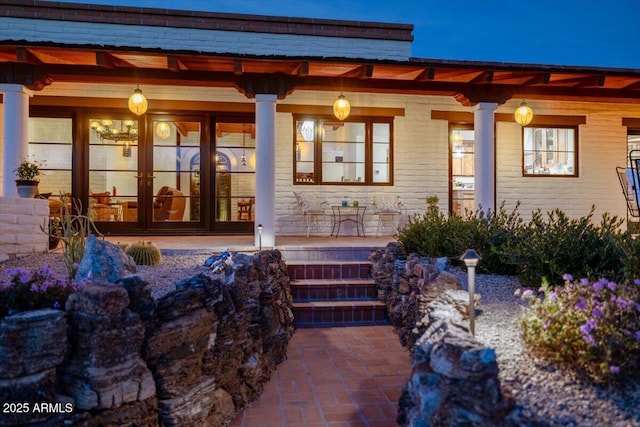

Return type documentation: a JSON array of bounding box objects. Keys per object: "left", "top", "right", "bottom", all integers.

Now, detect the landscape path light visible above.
[
  {"left": 257, "top": 224, "right": 263, "bottom": 250},
  {"left": 460, "top": 249, "right": 481, "bottom": 336}
]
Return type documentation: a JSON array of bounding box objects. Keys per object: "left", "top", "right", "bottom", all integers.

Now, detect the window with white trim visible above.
[{"left": 523, "top": 126, "right": 577, "bottom": 176}]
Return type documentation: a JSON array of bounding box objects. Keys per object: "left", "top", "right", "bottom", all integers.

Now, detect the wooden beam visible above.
[
  {"left": 30, "top": 96, "right": 256, "bottom": 112},
  {"left": 16, "top": 47, "right": 42, "bottom": 65},
  {"left": 234, "top": 59, "right": 243, "bottom": 76},
  {"left": 415, "top": 67, "right": 436, "bottom": 81},
  {"left": 339, "top": 64, "right": 374, "bottom": 79},
  {"left": 469, "top": 70, "right": 494, "bottom": 83},
  {"left": 167, "top": 56, "right": 185, "bottom": 72},
  {"left": 295, "top": 61, "right": 309, "bottom": 77},
  {"left": 622, "top": 118, "right": 640, "bottom": 128},
  {"left": 431, "top": 110, "right": 586, "bottom": 126},
  {"left": 277, "top": 104, "right": 404, "bottom": 117},
  {"left": 96, "top": 52, "right": 118, "bottom": 68}
]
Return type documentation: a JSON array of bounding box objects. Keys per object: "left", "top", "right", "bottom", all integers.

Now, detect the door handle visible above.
[{"left": 146, "top": 173, "right": 156, "bottom": 186}]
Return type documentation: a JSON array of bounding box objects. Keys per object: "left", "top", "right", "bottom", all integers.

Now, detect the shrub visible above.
[
  {"left": 398, "top": 203, "right": 636, "bottom": 286},
  {"left": 511, "top": 207, "right": 628, "bottom": 287},
  {"left": 397, "top": 202, "right": 522, "bottom": 274},
  {"left": 0, "top": 266, "right": 83, "bottom": 318},
  {"left": 125, "top": 241, "right": 162, "bottom": 266},
  {"left": 518, "top": 275, "right": 640, "bottom": 384}
]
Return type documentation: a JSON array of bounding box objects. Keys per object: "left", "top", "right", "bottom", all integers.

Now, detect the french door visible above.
[
  {"left": 86, "top": 113, "right": 256, "bottom": 234},
  {"left": 87, "top": 114, "right": 204, "bottom": 232}
]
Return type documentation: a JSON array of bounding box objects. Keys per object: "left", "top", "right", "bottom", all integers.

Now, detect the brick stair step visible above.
[
  {"left": 287, "top": 261, "right": 370, "bottom": 280},
  {"left": 290, "top": 278, "right": 378, "bottom": 301},
  {"left": 292, "top": 300, "right": 387, "bottom": 327}
]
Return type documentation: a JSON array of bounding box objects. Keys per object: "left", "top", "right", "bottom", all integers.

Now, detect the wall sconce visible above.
[
  {"left": 128, "top": 85, "right": 148, "bottom": 116},
  {"left": 333, "top": 93, "right": 350, "bottom": 121},
  {"left": 514, "top": 101, "right": 534, "bottom": 126}
]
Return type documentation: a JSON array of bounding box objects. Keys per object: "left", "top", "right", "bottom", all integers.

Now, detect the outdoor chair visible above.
[
  {"left": 294, "top": 191, "right": 327, "bottom": 238},
  {"left": 616, "top": 149, "right": 640, "bottom": 218},
  {"left": 372, "top": 194, "right": 404, "bottom": 237}
]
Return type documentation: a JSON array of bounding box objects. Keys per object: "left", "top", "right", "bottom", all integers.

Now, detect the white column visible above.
[
  {"left": 254, "top": 94, "right": 277, "bottom": 248},
  {"left": 472, "top": 102, "right": 498, "bottom": 213},
  {"left": 1, "top": 84, "right": 33, "bottom": 197}
]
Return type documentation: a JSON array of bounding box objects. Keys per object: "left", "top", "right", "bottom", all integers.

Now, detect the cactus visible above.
[
  {"left": 116, "top": 241, "right": 130, "bottom": 252},
  {"left": 125, "top": 241, "right": 162, "bottom": 266}
]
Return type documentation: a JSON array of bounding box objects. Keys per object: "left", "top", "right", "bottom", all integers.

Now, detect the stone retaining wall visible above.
[
  {"left": 0, "top": 249, "right": 294, "bottom": 426},
  {"left": 0, "top": 197, "right": 49, "bottom": 262},
  {"left": 370, "top": 243, "right": 523, "bottom": 426}
]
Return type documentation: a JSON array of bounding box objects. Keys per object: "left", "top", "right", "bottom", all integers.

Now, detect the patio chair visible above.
[
  {"left": 372, "top": 194, "right": 404, "bottom": 237},
  {"left": 294, "top": 192, "right": 327, "bottom": 238},
  {"left": 616, "top": 149, "right": 640, "bottom": 218}
]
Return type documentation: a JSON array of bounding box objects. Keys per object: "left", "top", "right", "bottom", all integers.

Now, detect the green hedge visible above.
[{"left": 397, "top": 204, "right": 638, "bottom": 287}]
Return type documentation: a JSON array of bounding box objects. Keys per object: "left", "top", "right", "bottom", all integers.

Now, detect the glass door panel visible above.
[
  {"left": 88, "top": 117, "right": 139, "bottom": 223},
  {"left": 151, "top": 120, "right": 201, "bottom": 223},
  {"left": 450, "top": 127, "right": 475, "bottom": 216},
  {"left": 215, "top": 122, "right": 255, "bottom": 222}
]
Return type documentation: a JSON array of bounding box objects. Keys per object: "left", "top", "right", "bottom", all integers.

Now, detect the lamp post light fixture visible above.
[
  {"left": 460, "top": 248, "right": 481, "bottom": 336},
  {"left": 257, "top": 224, "right": 263, "bottom": 251}
]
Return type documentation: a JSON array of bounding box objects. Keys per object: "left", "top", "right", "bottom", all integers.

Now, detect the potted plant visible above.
[
  {"left": 426, "top": 194, "right": 439, "bottom": 216},
  {"left": 14, "top": 156, "right": 44, "bottom": 198}
]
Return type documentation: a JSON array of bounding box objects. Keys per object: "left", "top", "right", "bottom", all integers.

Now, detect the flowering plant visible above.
[
  {"left": 14, "top": 156, "right": 45, "bottom": 181},
  {"left": 0, "top": 266, "right": 83, "bottom": 318},
  {"left": 518, "top": 274, "right": 640, "bottom": 384}
]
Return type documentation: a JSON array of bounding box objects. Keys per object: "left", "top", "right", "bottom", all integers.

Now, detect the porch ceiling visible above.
[{"left": 1, "top": 43, "right": 640, "bottom": 105}]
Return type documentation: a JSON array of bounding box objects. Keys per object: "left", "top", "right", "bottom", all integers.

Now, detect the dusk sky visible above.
[{"left": 60, "top": 0, "right": 640, "bottom": 69}]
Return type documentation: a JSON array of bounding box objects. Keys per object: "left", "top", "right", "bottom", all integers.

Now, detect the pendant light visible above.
[
  {"left": 514, "top": 101, "right": 534, "bottom": 126},
  {"left": 128, "top": 85, "right": 148, "bottom": 116},
  {"left": 333, "top": 93, "right": 350, "bottom": 121}
]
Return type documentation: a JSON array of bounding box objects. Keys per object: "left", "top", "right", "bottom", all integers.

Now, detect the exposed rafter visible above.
[{"left": 0, "top": 44, "right": 639, "bottom": 105}]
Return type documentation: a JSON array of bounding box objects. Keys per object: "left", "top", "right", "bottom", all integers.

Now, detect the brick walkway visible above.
[{"left": 229, "top": 325, "right": 411, "bottom": 427}]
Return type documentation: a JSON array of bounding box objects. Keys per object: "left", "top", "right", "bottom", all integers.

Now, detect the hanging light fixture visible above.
[
  {"left": 90, "top": 119, "right": 138, "bottom": 157},
  {"left": 240, "top": 125, "right": 247, "bottom": 167},
  {"left": 333, "top": 93, "right": 350, "bottom": 121},
  {"left": 155, "top": 122, "right": 171, "bottom": 139},
  {"left": 514, "top": 101, "right": 534, "bottom": 126},
  {"left": 128, "top": 85, "right": 148, "bottom": 116}
]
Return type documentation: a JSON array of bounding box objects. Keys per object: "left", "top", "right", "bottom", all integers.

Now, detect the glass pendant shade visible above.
[
  {"left": 155, "top": 122, "right": 171, "bottom": 139},
  {"left": 514, "top": 102, "right": 534, "bottom": 126},
  {"left": 333, "top": 94, "right": 350, "bottom": 121},
  {"left": 128, "top": 86, "right": 148, "bottom": 116}
]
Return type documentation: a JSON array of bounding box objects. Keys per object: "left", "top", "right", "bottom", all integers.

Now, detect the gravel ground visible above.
[{"left": 2, "top": 253, "right": 639, "bottom": 426}]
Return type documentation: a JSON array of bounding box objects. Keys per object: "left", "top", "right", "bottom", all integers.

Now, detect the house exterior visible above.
[{"left": 1, "top": 0, "right": 640, "bottom": 248}]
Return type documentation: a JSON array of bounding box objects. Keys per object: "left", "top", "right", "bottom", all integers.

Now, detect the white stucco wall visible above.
[
  {"left": 0, "top": 17, "right": 411, "bottom": 61},
  {"left": 10, "top": 81, "right": 640, "bottom": 235}
]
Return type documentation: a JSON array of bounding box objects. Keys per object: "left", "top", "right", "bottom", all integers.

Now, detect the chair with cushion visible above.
[{"left": 153, "top": 186, "right": 186, "bottom": 221}]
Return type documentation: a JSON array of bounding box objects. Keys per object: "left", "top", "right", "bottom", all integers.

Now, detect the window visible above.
[
  {"left": 450, "top": 127, "right": 475, "bottom": 216},
  {"left": 28, "top": 117, "right": 73, "bottom": 195},
  {"left": 293, "top": 116, "right": 392, "bottom": 185},
  {"left": 523, "top": 126, "right": 577, "bottom": 176}
]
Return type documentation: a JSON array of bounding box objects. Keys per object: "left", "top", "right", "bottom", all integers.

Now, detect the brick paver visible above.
[{"left": 229, "top": 325, "right": 410, "bottom": 427}]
